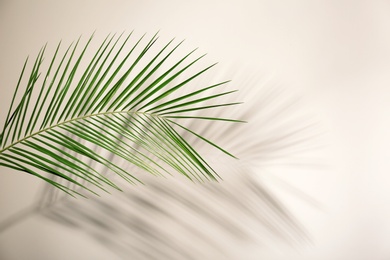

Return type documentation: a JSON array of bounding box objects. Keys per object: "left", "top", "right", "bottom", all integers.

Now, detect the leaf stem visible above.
[{"left": 0, "top": 110, "right": 157, "bottom": 154}]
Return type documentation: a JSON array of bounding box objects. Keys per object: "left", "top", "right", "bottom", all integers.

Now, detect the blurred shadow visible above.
[
  {"left": 41, "top": 168, "right": 307, "bottom": 259},
  {"left": 0, "top": 70, "right": 323, "bottom": 259}
]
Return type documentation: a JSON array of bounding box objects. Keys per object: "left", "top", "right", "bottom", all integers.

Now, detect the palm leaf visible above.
[
  {"left": 0, "top": 72, "right": 321, "bottom": 259},
  {"left": 0, "top": 32, "right": 242, "bottom": 196}
]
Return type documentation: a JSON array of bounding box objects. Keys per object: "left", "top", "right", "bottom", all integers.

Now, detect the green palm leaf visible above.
[{"left": 0, "top": 33, "right": 243, "bottom": 197}]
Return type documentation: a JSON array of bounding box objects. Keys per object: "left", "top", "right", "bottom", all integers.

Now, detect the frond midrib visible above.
[{"left": 0, "top": 110, "right": 160, "bottom": 154}]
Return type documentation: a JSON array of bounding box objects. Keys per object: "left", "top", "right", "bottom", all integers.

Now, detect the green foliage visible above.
[{"left": 0, "top": 33, "right": 242, "bottom": 197}]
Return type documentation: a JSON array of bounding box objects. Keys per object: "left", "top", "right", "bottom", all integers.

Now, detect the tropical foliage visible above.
[{"left": 0, "top": 33, "right": 242, "bottom": 197}]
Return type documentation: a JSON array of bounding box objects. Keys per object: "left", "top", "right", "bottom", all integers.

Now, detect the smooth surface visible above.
[{"left": 1, "top": 0, "right": 390, "bottom": 259}]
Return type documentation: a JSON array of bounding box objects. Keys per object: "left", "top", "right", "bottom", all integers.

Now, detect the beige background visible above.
[{"left": 1, "top": 0, "right": 390, "bottom": 259}]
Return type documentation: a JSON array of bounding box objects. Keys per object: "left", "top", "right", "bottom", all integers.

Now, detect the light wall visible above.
[{"left": 1, "top": 1, "right": 390, "bottom": 259}]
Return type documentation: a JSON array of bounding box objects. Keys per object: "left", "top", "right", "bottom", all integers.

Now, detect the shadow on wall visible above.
[{"left": 0, "top": 34, "right": 324, "bottom": 259}]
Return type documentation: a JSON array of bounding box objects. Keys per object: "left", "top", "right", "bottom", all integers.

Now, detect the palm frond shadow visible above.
[
  {"left": 32, "top": 72, "right": 321, "bottom": 259},
  {"left": 0, "top": 33, "right": 324, "bottom": 259},
  {"left": 42, "top": 169, "right": 305, "bottom": 259}
]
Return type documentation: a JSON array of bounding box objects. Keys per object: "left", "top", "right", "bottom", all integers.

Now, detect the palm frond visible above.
[
  {"left": 0, "top": 33, "right": 242, "bottom": 196},
  {"left": 0, "top": 71, "right": 323, "bottom": 259}
]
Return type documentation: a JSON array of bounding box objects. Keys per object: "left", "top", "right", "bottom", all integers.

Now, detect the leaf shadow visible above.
[{"left": 0, "top": 61, "right": 324, "bottom": 258}]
